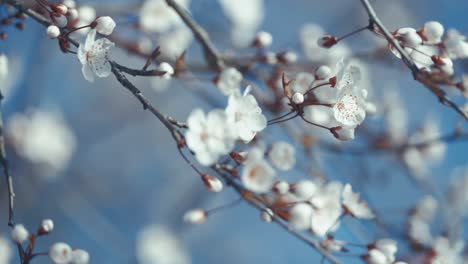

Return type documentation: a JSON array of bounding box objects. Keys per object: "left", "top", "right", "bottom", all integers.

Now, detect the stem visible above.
[{"left": 336, "top": 25, "right": 370, "bottom": 42}]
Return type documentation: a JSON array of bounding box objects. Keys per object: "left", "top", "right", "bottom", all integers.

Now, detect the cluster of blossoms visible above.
[
  {"left": 185, "top": 85, "right": 267, "bottom": 166},
  {"left": 10, "top": 219, "right": 89, "bottom": 263}
]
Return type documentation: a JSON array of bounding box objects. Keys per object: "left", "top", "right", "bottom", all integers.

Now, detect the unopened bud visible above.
[
  {"left": 201, "top": 174, "right": 223, "bottom": 192},
  {"left": 183, "top": 209, "right": 207, "bottom": 224},
  {"left": 261, "top": 208, "right": 274, "bottom": 222},
  {"left": 317, "top": 35, "right": 338, "bottom": 48},
  {"left": 47, "top": 25, "right": 61, "bottom": 39},
  {"left": 292, "top": 92, "right": 304, "bottom": 104},
  {"left": 252, "top": 31, "right": 273, "bottom": 47},
  {"left": 39, "top": 219, "right": 54, "bottom": 235}
]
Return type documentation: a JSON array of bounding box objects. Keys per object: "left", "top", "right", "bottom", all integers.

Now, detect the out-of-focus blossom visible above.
[
  {"left": 94, "top": 16, "right": 116, "bottom": 35},
  {"left": 342, "top": 184, "right": 374, "bottom": 219},
  {"left": 241, "top": 147, "right": 276, "bottom": 193},
  {"left": 309, "top": 181, "right": 343, "bottom": 237},
  {"left": 443, "top": 29, "right": 468, "bottom": 59},
  {"left": 48, "top": 242, "right": 73, "bottom": 264},
  {"left": 11, "top": 224, "right": 29, "bottom": 244},
  {"left": 215, "top": 67, "right": 243, "bottom": 96},
  {"left": 0, "top": 236, "right": 12, "bottom": 264},
  {"left": 74, "top": 6, "right": 96, "bottom": 35},
  {"left": 7, "top": 110, "right": 76, "bottom": 177},
  {"left": 0, "top": 54, "right": 7, "bottom": 81},
  {"left": 430, "top": 237, "right": 464, "bottom": 264},
  {"left": 289, "top": 202, "right": 313, "bottom": 230},
  {"left": 183, "top": 209, "right": 207, "bottom": 224},
  {"left": 420, "top": 21, "right": 444, "bottom": 44},
  {"left": 136, "top": 225, "right": 190, "bottom": 264},
  {"left": 268, "top": 141, "right": 295, "bottom": 171},
  {"left": 139, "top": 0, "right": 189, "bottom": 33},
  {"left": 71, "top": 249, "right": 90, "bottom": 264},
  {"left": 158, "top": 27, "right": 193, "bottom": 58}
]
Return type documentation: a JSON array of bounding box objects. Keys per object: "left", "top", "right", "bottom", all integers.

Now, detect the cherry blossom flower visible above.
[
  {"left": 225, "top": 86, "right": 267, "bottom": 142},
  {"left": 0, "top": 54, "right": 7, "bottom": 80},
  {"left": 430, "top": 237, "right": 464, "bottom": 264},
  {"left": 315, "top": 65, "right": 332, "bottom": 80},
  {"left": 342, "top": 184, "right": 374, "bottom": 219},
  {"left": 94, "top": 16, "right": 116, "bottom": 35},
  {"left": 49, "top": 242, "right": 73, "bottom": 263},
  {"left": 420, "top": 21, "right": 444, "bottom": 44},
  {"left": 201, "top": 174, "right": 223, "bottom": 192},
  {"left": 309, "top": 181, "right": 343, "bottom": 237},
  {"left": 77, "top": 29, "right": 114, "bottom": 82},
  {"left": 158, "top": 28, "right": 193, "bottom": 58},
  {"left": 395, "top": 28, "right": 423, "bottom": 49},
  {"left": 74, "top": 6, "right": 96, "bottom": 35},
  {"left": 40, "top": 219, "right": 55, "bottom": 234},
  {"left": 253, "top": 31, "right": 273, "bottom": 47},
  {"left": 185, "top": 109, "right": 235, "bottom": 166},
  {"left": 331, "top": 125, "right": 356, "bottom": 141},
  {"left": 443, "top": 29, "right": 468, "bottom": 59},
  {"left": 215, "top": 67, "right": 243, "bottom": 96},
  {"left": 11, "top": 224, "right": 29, "bottom": 244},
  {"left": 241, "top": 147, "right": 276, "bottom": 193},
  {"left": 374, "top": 239, "right": 397, "bottom": 263},
  {"left": 183, "top": 209, "right": 207, "bottom": 224},
  {"left": 293, "top": 180, "right": 318, "bottom": 200},
  {"left": 71, "top": 249, "right": 90, "bottom": 264},
  {"left": 292, "top": 72, "right": 315, "bottom": 94},
  {"left": 136, "top": 225, "right": 190, "bottom": 264},
  {"left": 292, "top": 92, "right": 304, "bottom": 104},
  {"left": 267, "top": 141, "right": 296, "bottom": 171},
  {"left": 273, "top": 181, "right": 290, "bottom": 195},
  {"left": 289, "top": 202, "right": 313, "bottom": 230},
  {"left": 0, "top": 236, "right": 13, "bottom": 264},
  {"left": 7, "top": 110, "right": 76, "bottom": 177},
  {"left": 139, "top": 0, "right": 188, "bottom": 33},
  {"left": 384, "top": 89, "right": 408, "bottom": 144}
]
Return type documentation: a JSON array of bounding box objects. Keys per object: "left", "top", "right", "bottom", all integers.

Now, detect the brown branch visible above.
[
  {"left": 359, "top": 0, "right": 468, "bottom": 121},
  {"left": 0, "top": 90, "right": 15, "bottom": 227},
  {"left": 164, "top": 0, "right": 225, "bottom": 71}
]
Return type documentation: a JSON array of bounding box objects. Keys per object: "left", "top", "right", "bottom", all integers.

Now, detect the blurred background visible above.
[{"left": 0, "top": 0, "right": 467, "bottom": 263}]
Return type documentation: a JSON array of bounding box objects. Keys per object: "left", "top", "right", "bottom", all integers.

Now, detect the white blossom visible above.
[
  {"left": 241, "top": 147, "right": 276, "bottom": 193},
  {"left": 315, "top": 65, "right": 332, "bottom": 80},
  {"left": 293, "top": 180, "right": 318, "bottom": 200},
  {"left": 225, "top": 86, "right": 267, "bottom": 142},
  {"left": 0, "top": 54, "right": 7, "bottom": 81},
  {"left": 443, "top": 29, "right": 468, "bottom": 59},
  {"left": 431, "top": 237, "right": 464, "bottom": 264},
  {"left": 332, "top": 125, "right": 356, "bottom": 141},
  {"left": 94, "top": 16, "right": 116, "bottom": 35},
  {"left": 366, "top": 249, "right": 388, "bottom": 264},
  {"left": 408, "top": 216, "right": 433, "bottom": 245},
  {"left": 40, "top": 219, "right": 55, "bottom": 233},
  {"left": 47, "top": 25, "right": 61, "bottom": 38},
  {"left": 11, "top": 224, "right": 29, "bottom": 244},
  {"left": 422, "top": 21, "right": 444, "bottom": 44},
  {"left": 77, "top": 29, "right": 114, "bottom": 82},
  {"left": 185, "top": 109, "right": 235, "bottom": 166},
  {"left": 309, "top": 181, "right": 343, "bottom": 237},
  {"left": 273, "top": 181, "right": 290, "bottom": 195},
  {"left": 71, "top": 249, "right": 90, "bottom": 264},
  {"left": 0, "top": 236, "right": 13, "bottom": 264},
  {"left": 48, "top": 242, "right": 73, "bottom": 264},
  {"left": 289, "top": 202, "right": 313, "bottom": 230},
  {"left": 7, "top": 110, "right": 76, "bottom": 177},
  {"left": 268, "top": 141, "right": 296, "bottom": 171},
  {"left": 74, "top": 6, "right": 96, "bottom": 35},
  {"left": 136, "top": 225, "right": 190, "bottom": 264},
  {"left": 292, "top": 72, "right": 315, "bottom": 94},
  {"left": 395, "top": 28, "right": 422, "bottom": 48},
  {"left": 374, "top": 239, "right": 397, "bottom": 263},
  {"left": 292, "top": 92, "right": 304, "bottom": 104},
  {"left": 254, "top": 31, "right": 273, "bottom": 47},
  {"left": 216, "top": 67, "right": 243, "bottom": 96},
  {"left": 183, "top": 209, "right": 207, "bottom": 224},
  {"left": 53, "top": 15, "right": 68, "bottom": 28},
  {"left": 158, "top": 27, "right": 193, "bottom": 58},
  {"left": 201, "top": 174, "right": 223, "bottom": 192},
  {"left": 342, "top": 184, "right": 374, "bottom": 219},
  {"left": 140, "top": 0, "right": 188, "bottom": 33}
]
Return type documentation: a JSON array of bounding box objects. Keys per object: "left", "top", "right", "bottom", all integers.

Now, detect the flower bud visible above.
[
  {"left": 420, "top": 21, "right": 444, "bottom": 44},
  {"left": 66, "top": 8, "right": 79, "bottom": 21},
  {"left": 53, "top": 14, "right": 68, "bottom": 27},
  {"left": 292, "top": 92, "right": 304, "bottom": 104},
  {"left": 277, "top": 51, "right": 297, "bottom": 64},
  {"left": 272, "top": 181, "right": 290, "bottom": 195},
  {"left": 253, "top": 31, "right": 273, "bottom": 47},
  {"left": 315, "top": 65, "right": 332, "bottom": 80},
  {"left": 317, "top": 35, "right": 338, "bottom": 48},
  {"left": 94, "top": 16, "right": 116, "bottom": 35},
  {"left": 39, "top": 219, "right": 54, "bottom": 235},
  {"left": 71, "top": 249, "right": 90, "bottom": 264},
  {"left": 55, "top": 4, "right": 68, "bottom": 15},
  {"left": 261, "top": 208, "right": 274, "bottom": 222},
  {"left": 183, "top": 209, "right": 207, "bottom": 224},
  {"left": 331, "top": 126, "right": 355, "bottom": 141},
  {"left": 49, "top": 242, "right": 73, "bottom": 264},
  {"left": 11, "top": 224, "right": 29, "bottom": 243},
  {"left": 47, "top": 25, "right": 60, "bottom": 39},
  {"left": 201, "top": 174, "right": 223, "bottom": 192}
]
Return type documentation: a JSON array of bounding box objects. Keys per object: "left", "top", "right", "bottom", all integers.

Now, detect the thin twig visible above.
[{"left": 164, "top": 0, "right": 225, "bottom": 71}]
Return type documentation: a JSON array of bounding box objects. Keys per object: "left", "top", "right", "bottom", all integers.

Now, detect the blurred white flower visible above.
[
  {"left": 150, "top": 62, "right": 175, "bottom": 92},
  {"left": 273, "top": 181, "right": 290, "bottom": 195},
  {"left": 421, "top": 21, "right": 444, "bottom": 44},
  {"left": 137, "top": 225, "right": 190, "bottom": 264},
  {"left": 201, "top": 174, "right": 223, "bottom": 192},
  {"left": 293, "top": 180, "right": 318, "bottom": 200},
  {"left": 408, "top": 216, "right": 433, "bottom": 246},
  {"left": 218, "top": 0, "right": 264, "bottom": 47},
  {"left": 431, "top": 237, "right": 464, "bottom": 264},
  {"left": 448, "top": 167, "right": 468, "bottom": 218},
  {"left": 331, "top": 125, "right": 356, "bottom": 141},
  {"left": 342, "top": 184, "right": 374, "bottom": 219},
  {"left": 374, "top": 239, "right": 397, "bottom": 263},
  {"left": 292, "top": 72, "right": 315, "bottom": 94},
  {"left": 410, "top": 119, "right": 447, "bottom": 162},
  {"left": 40, "top": 219, "right": 55, "bottom": 234},
  {"left": 74, "top": 6, "right": 96, "bottom": 35},
  {"left": 140, "top": 0, "right": 189, "bottom": 33},
  {"left": 315, "top": 65, "right": 332, "bottom": 80},
  {"left": 215, "top": 67, "right": 243, "bottom": 96},
  {"left": 158, "top": 27, "right": 193, "bottom": 58},
  {"left": 268, "top": 141, "right": 295, "bottom": 171},
  {"left": 289, "top": 202, "right": 313, "bottom": 230},
  {"left": 7, "top": 110, "right": 76, "bottom": 177},
  {"left": 11, "top": 224, "right": 29, "bottom": 244},
  {"left": 70, "top": 249, "right": 90, "bottom": 264},
  {"left": 183, "top": 209, "right": 207, "bottom": 224},
  {"left": 241, "top": 147, "right": 276, "bottom": 193},
  {"left": 395, "top": 28, "right": 422, "bottom": 49},
  {"left": 47, "top": 25, "right": 61, "bottom": 39},
  {"left": 443, "top": 29, "right": 468, "bottom": 59},
  {"left": 309, "top": 181, "right": 343, "bottom": 237},
  {"left": 49, "top": 242, "right": 73, "bottom": 264},
  {"left": 384, "top": 89, "right": 408, "bottom": 144},
  {"left": 0, "top": 236, "right": 13, "bottom": 264},
  {"left": 253, "top": 31, "right": 273, "bottom": 47},
  {"left": 77, "top": 29, "right": 114, "bottom": 82},
  {"left": 365, "top": 249, "right": 388, "bottom": 264},
  {"left": 0, "top": 54, "right": 7, "bottom": 81},
  {"left": 94, "top": 16, "right": 116, "bottom": 36},
  {"left": 185, "top": 109, "right": 235, "bottom": 166},
  {"left": 225, "top": 86, "right": 267, "bottom": 142}
]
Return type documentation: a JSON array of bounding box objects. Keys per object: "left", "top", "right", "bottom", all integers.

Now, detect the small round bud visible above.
[
  {"left": 55, "top": 4, "right": 68, "bottom": 15},
  {"left": 315, "top": 65, "right": 332, "bottom": 80},
  {"left": 278, "top": 51, "right": 297, "bottom": 64},
  {"left": 39, "top": 219, "right": 54, "bottom": 234},
  {"left": 262, "top": 52, "right": 278, "bottom": 65},
  {"left": 183, "top": 209, "right": 207, "bottom": 224},
  {"left": 272, "top": 181, "right": 290, "bottom": 195},
  {"left": 330, "top": 126, "right": 355, "bottom": 141},
  {"left": 47, "top": 25, "right": 60, "bottom": 39},
  {"left": 292, "top": 92, "right": 304, "bottom": 104},
  {"left": 53, "top": 15, "right": 68, "bottom": 28},
  {"left": 94, "top": 16, "right": 116, "bottom": 35},
  {"left": 201, "top": 174, "right": 223, "bottom": 192},
  {"left": 66, "top": 8, "right": 79, "bottom": 21},
  {"left": 158, "top": 62, "right": 174, "bottom": 79},
  {"left": 421, "top": 21, "right": 444, "bottom": 44},
  {"left": 71, "top": 249, "right": 90, "bottom": 264},
  {"left": 317, "top": 35, "right": 338, "bottom": 48},
  {"left": 253, "top": 31, "right": 273, "bottom": 47},
  {"left": 230, "top": 151, "right": 247, "bottom": 164},
  {"left": 396, "top": 28, "right": 422, "bottom": 48},
  {"left": 11, "top": 224, "right": 29, "bottom": 243},
  {"left": 261, "top": 208, "right": 274, "bottom": 222},
  {"left": 49, "top": 242, "right": 73, "bottom": 264}
]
